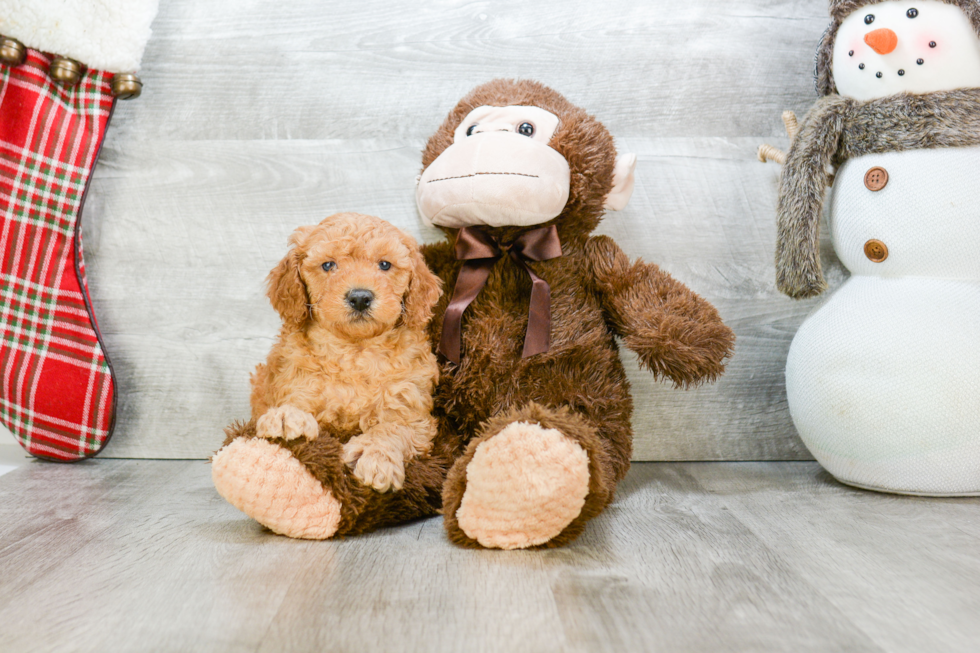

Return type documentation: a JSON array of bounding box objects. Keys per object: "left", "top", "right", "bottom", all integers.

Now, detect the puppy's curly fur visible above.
[{"left": 250, "top": 213, "right": 442, "bottom": 492}]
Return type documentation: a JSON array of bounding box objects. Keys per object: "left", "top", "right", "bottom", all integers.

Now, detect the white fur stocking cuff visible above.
[{"left": 0, "top": 0, "right": 159, "bottom": 72}]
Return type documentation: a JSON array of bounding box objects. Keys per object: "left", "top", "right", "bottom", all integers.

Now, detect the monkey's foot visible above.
[
  {"left": 453, "top": 421, "right": 591, "bottom": 549},
  {"left": 212, "top": 437, "right": 341, "bottom": 539}
]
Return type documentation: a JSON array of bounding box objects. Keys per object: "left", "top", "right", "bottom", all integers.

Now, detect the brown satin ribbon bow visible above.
[{"left": 439, "top": 225, "right": 563, "bottom": 364}]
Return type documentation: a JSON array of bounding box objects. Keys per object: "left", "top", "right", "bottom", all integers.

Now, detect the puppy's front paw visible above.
[
  {"left": 256, "top": 405, "right": 319, "bottom": 441},
  {"left": 343, "top": 437, "right": 405, "bottom": 492}
]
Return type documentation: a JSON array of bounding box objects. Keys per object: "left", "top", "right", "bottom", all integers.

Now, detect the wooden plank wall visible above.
[{"left": 80, "top": 0, "right": 845, "bottom": 459}]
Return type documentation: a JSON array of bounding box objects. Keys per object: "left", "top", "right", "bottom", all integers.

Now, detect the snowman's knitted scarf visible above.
[{"left": 776, "top": 87, "right": 980, "bottom": 299}]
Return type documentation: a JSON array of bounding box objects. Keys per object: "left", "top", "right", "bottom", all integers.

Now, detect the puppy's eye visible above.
[
  {"left": 865, "top": 14, "right": 875, "bottom": 24},
  {"left": 378, "top": 261, "right": 392, "bottom": 271},
  {"left": 518, "top": 122, "right": 534, "bottom": 137},
  {"left": 466, "top": 124, "right": 477, "bottom": 136},
  {"left": 907, "top": 8, "right": 918, "bottom": 18},
  {"left": 321, "top": 261, "right": 336, "bottom": 272}
]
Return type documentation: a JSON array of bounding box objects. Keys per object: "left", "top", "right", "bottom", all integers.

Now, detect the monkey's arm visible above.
[
  {"left": 420, "top": 239, "right": 456, "bottom": 279},
  {"left": 585, "top": 235, "right": 735, "bottom": 388}
]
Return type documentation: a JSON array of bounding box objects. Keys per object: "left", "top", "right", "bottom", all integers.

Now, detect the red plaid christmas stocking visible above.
[
  {"left": 0, "top": 51, "right": 118, "bottom": 461},
  {"left": 1, "top": 1, "right": 156, "bottom": 461}
]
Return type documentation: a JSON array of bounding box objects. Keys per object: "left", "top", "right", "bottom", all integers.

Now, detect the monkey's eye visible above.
[
  {"left": 466, "top": 124, "right": 477, "bottom": 136},
  {"left": 378, "top": 261, "right": 392, "bottom": 271},
  {"left": 321, "top": 261, "right": 336, "bottom": 272},
  {"left": 518, "top": 122, "right": 534, "bottom": 137},
  {"left": 907, "top": 8, "right": 918, "bottom": 18},
  {"left": 864, "top": 14, "right": 875, "bottom": 24}
]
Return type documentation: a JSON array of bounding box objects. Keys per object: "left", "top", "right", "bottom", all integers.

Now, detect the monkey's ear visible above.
[{"left": 604, "top": 153, "right": 637, "bottom": 211}]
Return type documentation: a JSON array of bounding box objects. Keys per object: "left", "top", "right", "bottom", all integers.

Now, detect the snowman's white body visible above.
[{"left": 785, "top": 146, "right": 980, "bottom": 494}]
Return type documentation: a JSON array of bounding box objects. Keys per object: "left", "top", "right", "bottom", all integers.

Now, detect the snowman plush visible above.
[{"left": 777, "top": 0, "right": 980, "bottom": 495}]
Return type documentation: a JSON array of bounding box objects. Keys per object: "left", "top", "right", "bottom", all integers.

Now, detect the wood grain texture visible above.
[
  {"left": 2, "top": 460, "right": 978, "bottom": 652},
  {"left": 114, "top": 0, "right": 829, "bottom": 143},
  {"left": 77, "top": 0, "right": 846, "bottom": 459}
]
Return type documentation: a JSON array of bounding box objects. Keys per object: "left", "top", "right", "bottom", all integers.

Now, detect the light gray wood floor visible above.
[{"left": 2, "top": 460, "right": 977, "bottom": 653}]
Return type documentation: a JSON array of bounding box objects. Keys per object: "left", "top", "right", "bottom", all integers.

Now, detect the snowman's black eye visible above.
[
  {"left": 378, "top": 261, "right": 391, "bottom": 271},
  {"left": 466, "top": 124, "right": 477, "bottom": 136},
  {"left": 518, "top": 122, "right": 534, "bottom": 137},
  {"left": 907, "top": 8, "right": 918, "bottom": 18},
  {"left": 865, "top": 14, "right": 875, "bottom": 24}
]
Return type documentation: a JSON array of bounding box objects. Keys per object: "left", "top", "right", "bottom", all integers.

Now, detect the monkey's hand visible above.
[{"left": 585, "top": 235, "right": 735, "bottom": 388}]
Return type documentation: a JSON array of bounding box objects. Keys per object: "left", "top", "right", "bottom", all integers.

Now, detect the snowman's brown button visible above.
[
  {"left": 864, "top": 167, "right": 889, "bottom": 191},
  {"left": 864, "top": 239, "right": 888, "bottom": 262}
]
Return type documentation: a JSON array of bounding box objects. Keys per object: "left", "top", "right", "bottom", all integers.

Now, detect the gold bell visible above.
[
  {"left": 50, "top": 57, "right": 83, "bottom": 86},
  {"left": 111, "top": 73, "right": 142, "bottom": 100},
  {"left": 0, "top": 36, "right": 27, "bottom": 66}
]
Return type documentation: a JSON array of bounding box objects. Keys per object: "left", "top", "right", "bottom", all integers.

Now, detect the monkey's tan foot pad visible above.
[
  {"left": 455, "top": 421, "right": 590, "bottom": 550},
  {"left": 212, "top": 437, "right": 341, "bottom": 540}
]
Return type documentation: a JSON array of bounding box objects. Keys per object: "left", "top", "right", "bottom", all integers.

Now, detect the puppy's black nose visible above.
[{"left": 346, "top": 288, "right": 374, "bottom": 312}]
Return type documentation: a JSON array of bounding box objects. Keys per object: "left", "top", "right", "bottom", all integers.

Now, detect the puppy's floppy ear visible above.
[
  {"left": 401, "top": 238, "right": 443, "bottom": 331},
  {"left": 267, "top": 226, "right": 314, "bottom": 329}
]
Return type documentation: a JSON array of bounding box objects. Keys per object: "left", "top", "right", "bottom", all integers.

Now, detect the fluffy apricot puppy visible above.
[
  {"left": 212, "top": 213, "right": 443, "bottom": 539},
  {"left": 251, "top": 213, "right": 442, "bottom": 491}
]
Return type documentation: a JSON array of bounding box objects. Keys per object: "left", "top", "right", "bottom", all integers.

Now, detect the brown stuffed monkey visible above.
[
  {"left": 212, "top": 79, "right": 735, "bottom": 549},
  {"left": 419, "top": 79, "right": 735, "bottom": 549}
]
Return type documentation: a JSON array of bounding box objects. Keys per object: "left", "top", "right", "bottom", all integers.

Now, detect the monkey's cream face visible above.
[
  {"left": 833, "top": 0, "right": 980, "bottom": 101},
  {"left": 416, "top": 105, "right": 571, "bottom": 229}
]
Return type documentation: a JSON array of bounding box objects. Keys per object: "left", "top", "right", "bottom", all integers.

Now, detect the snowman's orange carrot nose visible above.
[{"left": 865, "top": 28, "right": 898, "bottom": 55}]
